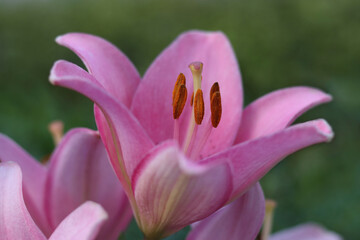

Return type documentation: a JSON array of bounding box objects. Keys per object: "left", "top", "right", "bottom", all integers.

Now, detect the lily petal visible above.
[
  {"left": 56, "top": 33, "right": 140, "bottom": 107},
  {"left": 49, "top": 60, "right": 154, "bottom": 194},
  {"left": 45, "top": 128, "right": 132, "bottom": 240},
  {"left": 49, "top": 201, "right": 108, "bottom": 240},
  {"left": 235, "top": 87, "right": 332, "bottom": 143},
  {"left": 0, "top": 134, "right": 49, "bottom": 235},
  {"left": 203, "top": 119, "right": 334, "bottom": 200},
  {"left": 269, "top": 223, "right": 343, "bottom": 240},
  {"left": 133, "top": 141, "right": 232, "bottom": 238},
  {"left": 0, "top": 162, "right": 46, "bottom": 240},
  {"left": 186, "top": 183, "right": 265, "bottom": 240},
  {"left": 131, "top": 31, "right": 243, "bottom": 157}
]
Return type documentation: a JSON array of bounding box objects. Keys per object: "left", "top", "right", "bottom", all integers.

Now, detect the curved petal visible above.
[
  {"left": 270, "top": 223, "right": 343, "bottom": 240},
  {"left": 56, "top": 33, "right": 140, "bottom": 107},
  {"left": 235, "top": 87, "right": 332, "bottom": 143},
  {"left": 186, "top": 182, "right": 265, "bottom": 240},
  {"left": 49, "top": 201, "right": 108, "bottom": 240},
  {"left": 0, "top": 162, "right": 46, "bottom": 240},
  {"left": 133, "top": 141, "right": 232, "bottom": 238},
  {"left": 49, "top": 60, "right": 154, "bottom": 195},
  {"left": 45, "top": 128, "right": 132, "bottom": 240},
  {"left": 0, "top": 134, "right": 50, "bottom": 235},
  {"left": 131, "top": 31, "right": 243, "bottom": 157},
  {"left": 203, "top": 119, "right": 334, "bottom": 200}
]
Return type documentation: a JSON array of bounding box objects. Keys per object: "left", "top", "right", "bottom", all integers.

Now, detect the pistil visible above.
[{"left": 183, "top": 62, "right": 203, "bottom": 154}]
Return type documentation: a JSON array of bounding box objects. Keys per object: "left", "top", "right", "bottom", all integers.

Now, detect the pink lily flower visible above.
[
  {"left": 186, "top": 195, "right": 342, "bottom": 240},
  {"left": 187, "top": 183, "right": 265, "bottom": 240},
  {"left": 0, "top": 128, "right": 132, "bottom": 239},
  {"left": 269, "top": 224, "right": 342, "bottom": 240},
  {"left": 0, "top": 161, "right": 107, "bottom": 240},
  {"left": 50, "top": 30, "right": 333, "bottom": 238}
]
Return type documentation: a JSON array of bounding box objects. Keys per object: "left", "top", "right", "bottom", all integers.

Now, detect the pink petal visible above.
[
  {"left": 270, "top": 223, "right": 343, "bottom": 240},
  {"left": 45, "top": 128, "right": 132, "bottom": 240},
  {"left": 235, "top": 87, "right": 332, "bottom": 143},
  {"left": 131, "top": 31, "right": 243, "bottom": 157},
  {"left": 0, "top": 134, "right": 50, "bottom": 235},
  {"left": 0, "top": 162, "right": 46, "bottom": 240},
  {"left": 133, "top": 141, "right": 232, "bottom": 238},
  {"left": 49, "top": 201, "right": 108, "bottom": 240},
  {"left": 186, "top": 183, "right": 265, "bottom": 240},
  {"left": 56, "top": 33, "right": 140, "bottom": 107},
  {"left": 203, "top": 119, "right": 333, "bottom": 200},
  {"left": 49, "top": 60, "right": 154, "bottom": 195}
]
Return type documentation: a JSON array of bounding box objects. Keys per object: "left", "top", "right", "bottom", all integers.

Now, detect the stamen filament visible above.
[
  {"left": 189, "top": 118, "right": 212, "bottom": 160},
  {"left": 185, "top": 125, "right": 199, "bottom": 155},
  {"left": 182, "top": 113, "right": 196, "bottom": 153},
  {"left": 173, "top": 119, "right": 180, "bottom": 142}
]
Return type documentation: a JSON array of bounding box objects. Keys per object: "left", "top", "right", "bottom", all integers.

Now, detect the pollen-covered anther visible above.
[
  {"left": 210, "top": 82, "right": 222, "bottom": 128},
  {"left": 194, "top": 89, "right": 205, "bottom": 125},
  {"left": 210, "top": 82, "right": 219, "bottom": 99},
  {"left": 172, "top": 73, "right": 186, "bottom": 105},
  {"left": 173, "top": 84, "right": 188, "bottom": 119},
  {"left": 190, "top": 91, "right": 194, "bottom": 106}
]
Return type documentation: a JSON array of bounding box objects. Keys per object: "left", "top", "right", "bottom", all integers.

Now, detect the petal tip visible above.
[
  {"left": 49, "top": 60, "right": 71, "bottom": 85},
  {"left": 49, "top": 62, "right": 61, "bottom": 85},
  {"left": 55, "top": 35, "right": 64, "bottom": 44},
  {"left": 324, "top": 92, "right": 333, "bottom": 102},
  {"left": 55, "top": 32, "right": 80, "bottom": 45},
  {"left": 314, "top": 119, "right": 334, "bottom": 142},
  {"left": 83, "top": 201, "right": 109, "bottom": 221}
]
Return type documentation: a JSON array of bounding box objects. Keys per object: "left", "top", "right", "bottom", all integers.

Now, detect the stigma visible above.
[{"left": 172, "top": 62, "right": 222, "bottom": 160}]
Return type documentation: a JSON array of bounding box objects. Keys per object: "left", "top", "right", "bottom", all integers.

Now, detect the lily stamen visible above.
[
  {"left": 178, "top": 63, "right": 223, "bottom": 158},
  {"left": 210, "top": 82, "right": 222, "bottom": 128},
  {"left": 172, "top": 73, "right": 187, "bottom": 141},
  {"left": 48, "top": 120, "right": 64, "bottom": 146},
  {"left": 189, "top": 82, "right": 222, "bottom": 160},
  {"left": 173, "top": 84, "right": 187, "bottom": 119},
  {"left": 261, "top": 200, "right": 277, "bottom": 240},
  {"left": 172, "top": 73, "right": 186, "bottom": 105},
  {"left": 194, "top": 89, "right": 205, "bottom": 125}
]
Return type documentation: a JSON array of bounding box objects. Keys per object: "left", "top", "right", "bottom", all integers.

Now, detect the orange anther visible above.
[
  {"left": 210, "top": 82, "right": 222, "bottom": 128},
  {"left": 173, "top": 84, "right": 187, "bottom": 119},
  {"left": 210, "top": 82, "right": 219, "bottom": 99},
  {"left": 172, "top": 73, "right": 186, "bottom": 105},
  {"left": 194, "top": 89, "right": 205, "bottom": 125},
  {"left": 190, "top": 91, "right": 194, "bottom": 106}
]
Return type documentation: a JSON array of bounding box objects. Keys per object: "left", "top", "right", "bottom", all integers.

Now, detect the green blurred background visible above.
[{"left": 0, "top": 0, "right": 359, "bottom": 239}]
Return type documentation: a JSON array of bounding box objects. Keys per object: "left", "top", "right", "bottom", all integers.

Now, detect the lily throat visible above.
[{"left": 172, "top": 61, "right": 222, "bottom": 160}]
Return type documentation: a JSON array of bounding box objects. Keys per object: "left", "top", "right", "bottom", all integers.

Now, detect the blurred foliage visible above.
[{"left": 0, "top": 0, "right": 359, "bottom": 239}]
